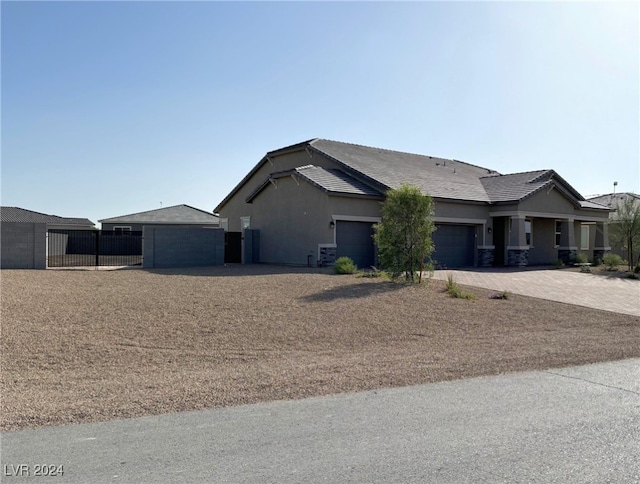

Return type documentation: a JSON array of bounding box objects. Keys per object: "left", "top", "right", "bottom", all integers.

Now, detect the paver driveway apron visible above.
[{"left": 432, "top": 268, "right": 640, "bottom": 316}]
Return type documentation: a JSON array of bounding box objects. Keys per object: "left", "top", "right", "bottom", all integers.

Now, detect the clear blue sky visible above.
[{"left": 2, "top": 1, "right": 638, "bottom": 225}]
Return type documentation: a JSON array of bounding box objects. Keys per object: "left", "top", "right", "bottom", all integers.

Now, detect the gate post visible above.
[{"left": 95, "top": 231, "right": 100, "bottom": 267}]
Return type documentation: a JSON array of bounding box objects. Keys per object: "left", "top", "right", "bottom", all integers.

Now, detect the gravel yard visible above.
[{"left": 2, "top": 265, "right": 639, "bottom": 431}]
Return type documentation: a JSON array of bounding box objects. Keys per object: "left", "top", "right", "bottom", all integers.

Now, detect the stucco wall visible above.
[
  {"left": 219, "top": 149, "right": 345, "bottom": 232},
  {"left": 528, "top": 218, "right": 557, "bottom": 265},
  {"left": 1, "top": 222, "right": 47, "bottom": 269},
  {"left": 142, "top": 227, "right": 224, "bottom": 268}
]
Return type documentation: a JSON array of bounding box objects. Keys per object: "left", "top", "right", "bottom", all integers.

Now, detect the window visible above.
[
  {"left": 114, "top": 226, "right": 132, "bottom": 235},
  {"left": 580, "top": 225, "right": 589, "bottom": 250},
  {"left": 220, "top": 218, "right": 229, "bottom": 231},
  {"left": 525, "top": 220, "right": 532, "bottom": 246},
  {"left": 555, "top": 221, "right": 562, "bottom": 247},
  {"left": 240, "top": 217, "right": 251, "bottom": 230}
]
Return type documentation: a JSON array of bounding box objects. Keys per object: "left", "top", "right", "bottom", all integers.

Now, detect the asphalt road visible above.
[{"left": 2, "top": 359, "right": 639, "bottom": 483}]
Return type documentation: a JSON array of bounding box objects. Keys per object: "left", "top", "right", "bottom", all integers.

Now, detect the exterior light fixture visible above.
[{"left": 329, "top": 221, "right": 335, "bottom": 229}]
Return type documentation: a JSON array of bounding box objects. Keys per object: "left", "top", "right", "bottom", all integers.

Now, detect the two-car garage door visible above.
[{"left": 335, "top": 221, "right": 475, "bottom": 269}]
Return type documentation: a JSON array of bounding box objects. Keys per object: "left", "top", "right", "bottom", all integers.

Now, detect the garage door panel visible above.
[
  {"left": 432, "top": 225, "right": 475, "bottom": 268},
  {"left": 336, "top": 221, "right": 376, "bottom": 269}
]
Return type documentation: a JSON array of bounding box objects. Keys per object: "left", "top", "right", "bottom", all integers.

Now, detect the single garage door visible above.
[
  {"left": 432, "top": 224, "right": 476, "bottom": 268},
  {"left": 336, "top": 221, "right": 376, "bottom": 269}
]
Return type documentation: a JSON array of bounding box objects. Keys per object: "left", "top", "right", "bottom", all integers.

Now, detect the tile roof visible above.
[
  {"left": 216, "top": 138, "right": 611, "bottom": 212},
  {"left": 309, "top": 139, "right": 493, "bottom": 202},
  {"left": 0, "top": 207, "right": 94, "bottom": 226},
  {"left": 99, "top": 204, "right": 219, "bottom": 224},
  {"left": 479, "top": 170, "right": 554, "bottom": 203},
  {"left": 294, "top": 166, "right": 384, "bottom": 197}
]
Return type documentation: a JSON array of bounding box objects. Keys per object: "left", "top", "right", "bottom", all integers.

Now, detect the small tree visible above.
[
  {"left": 609, "top": 196, "right": 640, "bottom": 271},
  {"left": 373, "top": 184, "right": 435, "bottom": 282}
]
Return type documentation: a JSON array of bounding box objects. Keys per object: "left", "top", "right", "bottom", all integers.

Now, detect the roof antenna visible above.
[
  {"left": 613, "top": 181, "right": 618, "bottom": 194},
  {"left": 160, "top": 201, "right": 163, "bottom": 207}
]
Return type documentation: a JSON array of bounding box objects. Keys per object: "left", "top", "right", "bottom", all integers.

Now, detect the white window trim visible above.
[
  {"left": 580, "top": 224, "right": 590, "bottom": 250},
  {"left": 554, "top": 220, "right": 562, "bottom": 248},
  {"left": 240, "top": 216, "right": 251, "bottom": 230}
]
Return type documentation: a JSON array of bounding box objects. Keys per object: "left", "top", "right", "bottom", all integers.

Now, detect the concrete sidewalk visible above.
[{"left": 432, "top": 267, "right": 640, "bottom": 316}]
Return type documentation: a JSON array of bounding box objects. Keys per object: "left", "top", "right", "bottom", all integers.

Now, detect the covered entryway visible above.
[
  {"left": 432, "top": 224, "right": 476, "bottom": 268},
  {"left": 336, "top": 221, "right": 376, "bottom": 269}
]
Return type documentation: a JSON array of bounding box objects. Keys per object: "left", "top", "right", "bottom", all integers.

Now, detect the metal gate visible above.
[{"left": 47, "top": 229, "right": 143, "bottom": 267}]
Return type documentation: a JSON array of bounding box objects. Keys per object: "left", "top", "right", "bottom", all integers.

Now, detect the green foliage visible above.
[
  {"left": 575, "top": 253, "right": 589, "bottom": 264},
  {"left": 609, "top": 195, "right": 640, "bottom": 271},
  {"left": 603, "top": 253, "right": 624, "bottom": 271},
  {"left": 445, "top": 273, "right": 475, "bottom": 300},
  {"left": 634, "top": 263, "right": 640, "bottom": 274},
  {"left": 357, "top": 267, "right": 391, "bottom": 279},
  {"left": 554, "top": 259, "right": 565, "bottom": 269},
  {"left": 592, "top": 258, "right": 602, "bottom": 267},
  {"left": 490, "top": 290, "right": 509, "bottom": 300},
  {"left": 373, "top": 184, "right": 435, "bottom": 283},
  {"left": 627, "top": 273, "right": 639, "bottom": 280},
  {"left": 334, "top": 256, "right": 358, "bottom": 274},
  {"left": 580, "top": 265, "right": 592, "bottom": 273}
]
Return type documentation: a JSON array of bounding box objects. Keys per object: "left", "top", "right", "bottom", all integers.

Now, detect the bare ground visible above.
[{"left": 1, "top": 265, "right": 639, "bottom": 431}]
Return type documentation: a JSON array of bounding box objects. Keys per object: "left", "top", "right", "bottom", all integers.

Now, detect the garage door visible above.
[
  {"left": 336, "top": 221, "right": 376, "bottom": 269},
  {"left": 432, "top": 224, "right": 476, "bottom": 268}
]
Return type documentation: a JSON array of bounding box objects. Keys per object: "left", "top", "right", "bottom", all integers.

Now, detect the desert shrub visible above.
[
  {"left": 357, "top": 267, "right": 391, "bottom": 279},
  {"left": 445, "top": 273, "right": 475, "bottom": 300},
  {"left": 490, "top": 291, "right": 509, "bottom": 300},
  {"left": 634, "top": 263, "right": 640, "bottom": 274},
  {"left": 554, "top": 259, "right": 565, "bottom": 269},
  {"left": 334, "top": 256, "right": 358, "bottom": 274},
  {"left": 580, "top": 265, "right": 592, "bottom": 273},
  {"left": 575, "top": 253, "right": 589, "bottom": 264},
  {"left": 592, "top": 258, "right": 601, "bottom": 267},
  {"left": 627, "top": 273, "right": 639, "bottom": 280},
  {"left": 603, "top": 253, "right": 624, "bottom": 271}
]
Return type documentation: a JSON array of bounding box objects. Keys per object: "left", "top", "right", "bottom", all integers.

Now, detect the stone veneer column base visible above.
[
  {"left": 592, "top": 249, "right": 608, "bottom": 264},
  {"left": 558, "top": 249, "right": 577, "bottom": 265},
  {"left": 477, "top": 248, "right": 494, "bottom": 267},
  {"left": 507, "top": 249, "right": 529, "bottom": 267}
]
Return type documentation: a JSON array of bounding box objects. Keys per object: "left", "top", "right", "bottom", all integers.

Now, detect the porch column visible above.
[
  {"left": 506, "top": 216, "right": 528, "bottom": 266},
  {"left": 558, "top": 218, "right": 577, "bottom": 264},
  {"left": 593, "top": 221, "right": 610, "bottom": 263}
]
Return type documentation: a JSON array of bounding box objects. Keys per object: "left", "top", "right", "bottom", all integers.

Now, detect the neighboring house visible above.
[
  {"left": 0, "top": 207, "right": 95, "bottom": 269},
  {"left": 215, "top": 138, "right": 612, "bottom": 268},
  {"left": 588, "top": 192, "right": 640, "bottom": 263},
  {"left": 99, "top": 204, "right": 219, "bottom": 232}
]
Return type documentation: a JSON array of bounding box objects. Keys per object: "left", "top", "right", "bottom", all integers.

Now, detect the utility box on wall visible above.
[{"left": 143, "top": 227, "right": 225, "bottom": 269}]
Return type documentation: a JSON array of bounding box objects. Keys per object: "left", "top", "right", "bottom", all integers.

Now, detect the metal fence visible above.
[{"left": 47, "top": 229, "right": 143, "bottom": 267}]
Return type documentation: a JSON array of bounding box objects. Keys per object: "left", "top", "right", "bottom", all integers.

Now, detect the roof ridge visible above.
[
  {"left": 480, "top": 169, "right": 551, "bottom": 180},
  {"left": 312, "top": 138, "right": 493, "bottom": 172}
]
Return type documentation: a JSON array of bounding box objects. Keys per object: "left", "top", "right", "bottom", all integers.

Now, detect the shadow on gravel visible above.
[{"left": 301, "top": 280, "right": 405, "bottom": 302}]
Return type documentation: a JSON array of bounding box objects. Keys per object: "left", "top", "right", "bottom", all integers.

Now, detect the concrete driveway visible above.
[
  {"left": 432, "top": 267, "right": 640, "bottom": 316},
  {"left": 1, "top": 359, "right": 638, "bottom": 483}
]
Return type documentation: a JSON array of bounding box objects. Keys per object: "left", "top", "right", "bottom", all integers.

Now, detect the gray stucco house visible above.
[
  {"left": 0, "top": 207, "right": 95, "bottom": 269},
  {"left": 214, "top": 139, "right": 612, "bottom": 268},
  {"left": 99, "top": 204, "right": 219, "bottom": 232}
]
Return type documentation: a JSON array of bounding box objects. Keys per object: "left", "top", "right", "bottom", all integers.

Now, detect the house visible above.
[
  {"left": 99, "top": 204, "right": 219, "bottom": 232},
  {"left": 0, "top": 207, "right": 95, "bottom": 269},
  {"left": 588, "top": 192, "right": 640, "bottom": 264},
  {"left": 214, "top": 139, "right": 612, "bottom": 268}
]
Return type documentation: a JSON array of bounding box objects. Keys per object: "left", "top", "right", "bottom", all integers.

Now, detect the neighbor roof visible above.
[
  {"left": 587, "top": 192, "right": 640, "bottom": 218},
  {"left": 0, "top": 207, "right": 94, "bottom": 226},
  {"left": 99, "top": 204, "right": 219, "bottom": 224}
]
